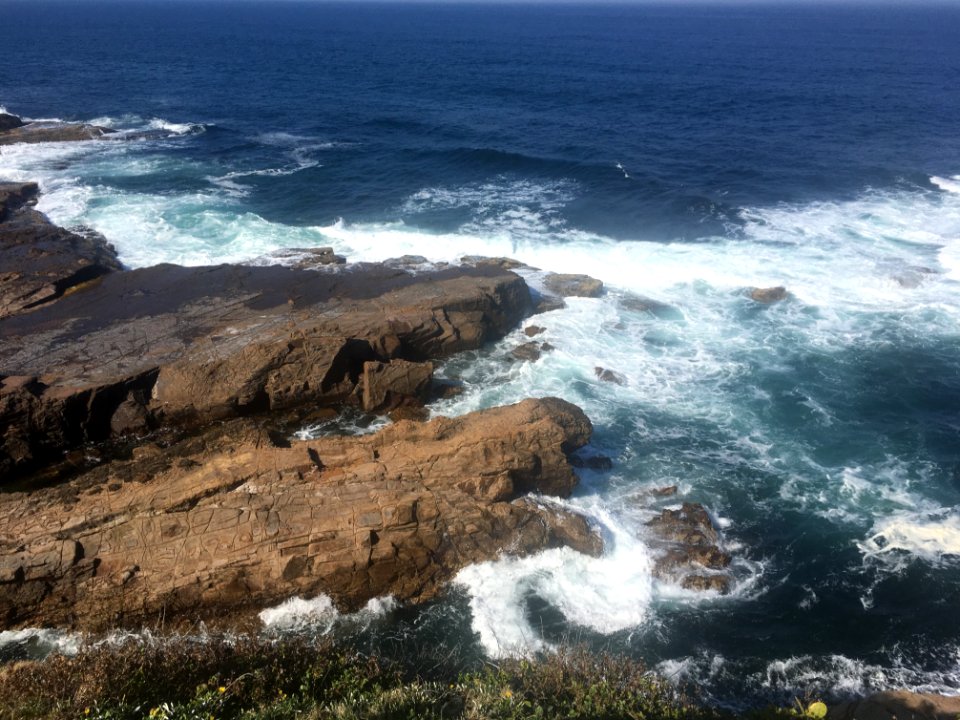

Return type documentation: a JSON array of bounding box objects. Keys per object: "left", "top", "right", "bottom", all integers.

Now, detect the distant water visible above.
[{"left": 2, "top": 0, "right": 960, "bottom": 707}]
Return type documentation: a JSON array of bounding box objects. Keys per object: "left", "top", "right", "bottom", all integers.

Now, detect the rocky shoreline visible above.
[{"left": 1, "top": 114, "right": 956, "bottom": 718}]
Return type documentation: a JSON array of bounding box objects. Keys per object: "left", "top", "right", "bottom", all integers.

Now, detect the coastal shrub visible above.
[{"left": 0, "top": 635, "right": 778, "bottom": 720}]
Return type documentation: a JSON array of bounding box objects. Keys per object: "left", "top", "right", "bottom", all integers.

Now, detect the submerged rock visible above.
[
  {"left": 749, "top": 286, "right": 788, "bottom": 303},
  {"left": 511, "top": 341, "right": 543, "bottom": 362},
  {"left": 594, "top": 367, "right": 626, "bottom": 385},
  {"left": 0, "top": 398, "right": 599, "bottom": 630},
  {"left": 524, "top": 325, "right": 546, "bottom": 337},
  {"left": 543, "top": 272, "right": 604, "bottom": 298}
]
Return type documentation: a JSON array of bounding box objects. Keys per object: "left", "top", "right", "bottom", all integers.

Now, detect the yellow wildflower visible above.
[{"left": 218, "top": 686, "right": 226, "bottom": 694}]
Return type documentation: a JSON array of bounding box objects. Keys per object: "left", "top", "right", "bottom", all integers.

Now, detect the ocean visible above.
[{"left": 2, "top": 0, "right": 960, "bottom": 706}]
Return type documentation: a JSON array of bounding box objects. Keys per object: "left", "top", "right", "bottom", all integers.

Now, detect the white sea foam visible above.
[
  {"left": 0, "top": 628, "right": 82, "bottom": 658},
  {"left": 932, "top": 175, "right": 960, "bottom": 195},
  {"left": 859, "top": 511, "right": 960, "bottom": 566},
  {"left": 258, "top": 594, "right": 396, "bottom": 633}
]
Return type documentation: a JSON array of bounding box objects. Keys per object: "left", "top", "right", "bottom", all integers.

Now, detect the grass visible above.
[{"left": 0, "top": 636, "right": 828, "bottom": 720}]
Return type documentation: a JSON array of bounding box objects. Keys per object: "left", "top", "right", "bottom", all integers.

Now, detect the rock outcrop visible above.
[
  {"left": 0, "top": 398, "right": 600, "bottom": 630},
  {"left": 828, "top": 691, "right": 960, "bottom": 720},
  {"left": 0, "top": 113, "right": 24, "bottom": 132},
  {"left": 543, "top": 273, "right": 604, "bottom": 298},
  {"left": 0, "top": 119, "right": 115, "bottom": 146},
  {"left": 0, "top": 259, "right": 531, "bottom": 482},
  {"left": 0, "top": 182, "right": 122, "bottom": 321},
  {"left": 647, "top": 502, "right": 732, "bottom": 593}
]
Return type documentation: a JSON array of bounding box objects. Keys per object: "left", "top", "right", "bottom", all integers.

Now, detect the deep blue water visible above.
[{"left": 2, "top": 0, "right": 960, "bottom": 706}]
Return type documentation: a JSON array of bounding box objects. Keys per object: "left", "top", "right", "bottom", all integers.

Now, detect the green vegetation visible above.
[{"left": 0, "top": 637, "right": 827, "bottom": 720}]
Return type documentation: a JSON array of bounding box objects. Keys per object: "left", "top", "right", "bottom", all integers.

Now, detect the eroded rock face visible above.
[
  {"left": 0, "top": 182, "right": 122, "bottom": 321},
  {"left": 543, "top": 273, "right": 604, "bottom": 298},
  {"left": 647, "top": 502, "right": 732, "bottom": 594},
  {"left": 0, "top": 261, "right": 531, "bottom": 482},
  {"left": 362, "top": 359, "right": 433, "bottom": 412},
  {"left": 0, "top": 398, "right": 599, "bottom": 631},
  {"left": 0, "top": 121, "right": 115, "bottom": 146}
]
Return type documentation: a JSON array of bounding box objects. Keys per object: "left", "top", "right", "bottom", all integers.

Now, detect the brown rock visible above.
[
  {"left": 388, "top": 406, "right": 430, "bottom": 423},
  {"left": 543, "top": 273, "right": 604, "bottom": 298},
  {"left": 648, "top": 502, "right": 733, "bottom": 593},
  {"left": 0, "top": 121, "right": 116, "bottom": 146},
  {"left": 0, "top": 259, "right": 531, "bottom": 482},
  {"left": 0, "top": 397, "right": 597, "bottom": 630},
  {"left": 620, "top": 294, "right": 672, "bottom": 314},
  {"left": 362, "top": 359, "right": 433, "bottom": 412},
  {"left": 681, "top": 575, "right": 731, "bottom": 594},
  {"left": 749, "top": 286, "right": 788, "bottom": 303},
  {"left": 511, "top": 341, "right": 542, "bottom": 362},
  {"left": 828, "top": 691, "right": 960, "bottom": 720},
  {"left": 524, "top": 325, "right": 545, "bottom": 337},
  {"left": 594, "top": 367, "right": 626, "bottom": 385}
]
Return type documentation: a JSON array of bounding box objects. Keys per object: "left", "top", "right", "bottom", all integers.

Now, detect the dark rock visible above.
[
  {"left": 543, "top": 272, "right": 604, "bottom": 298},
  {"left": 534, "top": 295, "right": 566, "bottom": 314},
  {"left": 749, "top": 286, "right": 788, "bottom": 303},
  {"left": 681, "top": 574, "right": 731, "bottom": 594},
  {"left": 0, "top": 257, "right": 531, "bottom": 483},
  {"left": 384, "top": 255, "right": 431, "bottom": 270},
  {"left": 0, "top": 182, "right": 122, "bottom": 320},
  {"left": 524, "top": 325, "right": 545, "bottom": 337},
  {"left": 362, "top": 359, "right": 433, "bottom": 412},
  {"left": 511, "top": 341, "right": 542, "bottom": 362},
  {"left": 619, "top": 294, "right": 672, "bottom": 314},
  {"left": 0, "top": 121, "right": 116, "bottom": 146},
  {"left": 0, "top": 113, "right": 25, "bottom": 132},
  {"left": 569, "top": 454, "right": 613, "bottom": 471},
  {"left": 388, "top": 406, "right": 430, "bottom": 423},
  {"left": 594, "top": 367, "right": 626, "bottom": 385},
  {"left": 430, "top": 379, "right": 465, "bottom": 401},
  {"left": 540, "top": 342, "right": 555, "bottom": 352}
]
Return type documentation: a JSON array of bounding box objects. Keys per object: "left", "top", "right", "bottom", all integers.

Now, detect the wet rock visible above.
[
  {"left": 681, "top": 574, "right": 731, "bottom": 594},
  {"left": 540, "top": 342, "right": 555, "bottom": 352},
  {"left": 0, "top": 121, "right": 116, "bottom": 146},
  {"left": 594, "top": 367, "right": 626, "bottom": 385},
  {"left": 0, "top": 113, "right": 25, "bottom": 132},
  {"left": 828, "top": 691, "right": 960, "bottom": 720},
  {"left": 647, "top": 502, "right": 733, "bottom": 594},
  {"left": 0, "top": 182, "right": 122, "bottom": 321},
  {"left": 460, "top": 256, "right": 526, "bottom": 270},
  {"left": 388, "top": 406, "right": 430, "bottom": 423},
  {"left": 749, "top": 286, "right": 788, "bottom": 303},
  {"left": 430, "top": 379, "right": 465, "bottom": 401},
  {"left": 384, "top": 255, "right": 432, "bottom": 270},
  {"left": 620, "top": 294, "right": 672, "bottom": 314},
  {"left": 270, "top": 246, "right": 346, "bottom": 269},
  {"left": 0, "top": 398, "right": 597, "bottom": 630},
  {"left": 534, "top": 295, "right": 566, "bottom": 314},
  {"left": 524, "top": 325, "right": 546, "bottom": 337},
  {"left": 569, "top": 454, "right": 613, "bottom": 471},
  {"left": 543, "top": 272, "right": 604, "bottom": 298},
  {"left": 651, "top": 485, "right": 678, "bottom": 497},
  {"left": 511, "top": 341, "right": 543, "bottom": 362}
]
